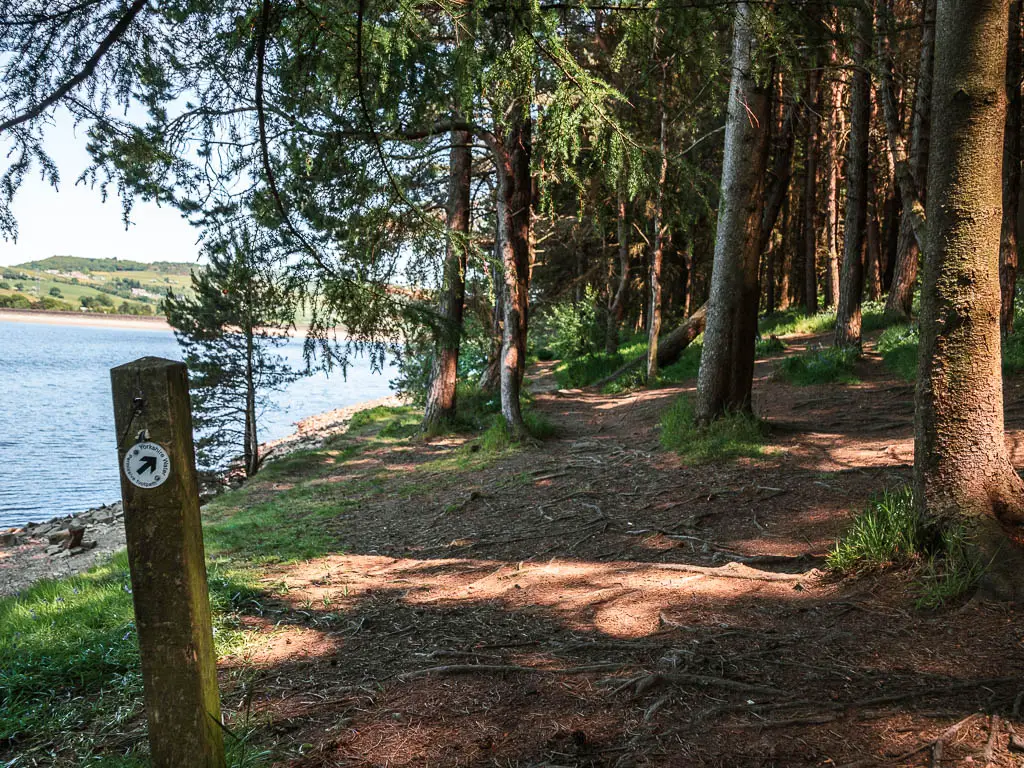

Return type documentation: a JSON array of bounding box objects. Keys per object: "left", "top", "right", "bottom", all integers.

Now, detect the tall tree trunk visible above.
[
  {"left": 696, "top": 2, "right": 770, "bottom": 422},
  {"left": 647, "top": 85, "right": 668, "bottom": 379},
  {"left": 803, "top": 67, "right": 821, "bottom": 315},
  {"left": 885, "top": 0, "right": 936, "bottom": 323},
  {"left": 822, "top": 53, "right": 843, "bottom": 308},
  {"left": 881, "top": 188, "right": 900, "bottom": 291},
  {"left": 606, "top": 191, "right": 630, "bottom": 353},
  {"left": 478, "top": 223, "right": 504, "bottom": 394},
  {"left": 497, "top": 118, "right": 532, "bottom": 435},
  {"left": 424, "top": 129, "right": 472, "bottom": 431},
  {"left": 835, "top": 1, "right": 873, "bottom": 348},
  {"left": 243, "top": 325, "right": 258, "bottom": 477},
  {"left": 765, "top": 236, "right": 778, "bottom": 313},
  {"left": 682, "top": 241, "right": 693, "bottom": 318},
  {"left": 1001, "top": 0, "right": 1022, "bottom": 334},
  {"left": 789, "top": 167, "right": 805, "bottom": 309},
  {"left": 778, "top": 194, "right": 792, "bottom": 310},
  {"left": 916, "top": 0, "right": 1024, "bottom": 600},
  {"left": 865, "top": 204, "right": 882, "bottom": 301}
]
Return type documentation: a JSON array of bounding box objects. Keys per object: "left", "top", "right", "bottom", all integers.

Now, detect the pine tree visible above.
[{"left": 165, "top": 227, "right": 297, "bottom": 475}]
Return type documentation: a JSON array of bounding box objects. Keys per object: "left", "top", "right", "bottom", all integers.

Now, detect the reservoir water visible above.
[{"left": 0, "top": 318, "right": 394, "bottom": 528}]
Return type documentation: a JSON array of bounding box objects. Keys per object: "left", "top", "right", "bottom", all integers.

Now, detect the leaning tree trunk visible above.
[
  {"left": 606, "top": 191, "right": 631, "bottom": 353},
  {"left": 1001, "top": 0, "right": 1022, "bottom": 334},
  {"left": 835, "top": 1, "right": 873, "bottom": 349},
  {"left": 916, "top": 0, "right": 1024, "bottom": 600},
  {"left": 696, "top": 2, "right": 770, "bottom": 422},
  {"left": 885, "top": 0, "right": 936, "bottom": 323},
  {"left": 423, "top": 129, "right": 472, "bottom": 431},
  {"left": 497, "top": 118, "right": 532, "bottom": 435}
]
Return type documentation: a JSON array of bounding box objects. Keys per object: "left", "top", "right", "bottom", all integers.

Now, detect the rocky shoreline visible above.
[{"left": 0, "top": 394, "right": 406, "bottom": 598}]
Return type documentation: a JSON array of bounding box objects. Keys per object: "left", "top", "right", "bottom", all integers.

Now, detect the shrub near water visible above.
[{"left": 659, "top": 397, "right": 766, "bottom": 464}]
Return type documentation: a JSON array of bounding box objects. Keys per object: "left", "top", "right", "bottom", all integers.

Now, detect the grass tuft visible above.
[
  {"left": 659, "top": 397, "right": 767, "bottom": 464},
  {"left": 876, "top": 324, "right": 919, "bottom": 381},
  {"left": 0, "top": 554, "right": 262, "bottom": 763},
  {"left": 478, "top": 410, "right": 556, "bottom": 452},
  {"left": 827, "top": 487, "right": 981, "bottom": 608},
  {"left": 755, "top": 335, "right": 786, "bottom": 357},
  {"left": 759, "top": 301, "right": 887, "bottom": 338},
  {"left": 774, "top": 345, "right": 860, "bottom": 385}
]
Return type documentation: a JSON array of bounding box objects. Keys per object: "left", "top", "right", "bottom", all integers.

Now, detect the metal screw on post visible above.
[{"left": 111, "top": 356, "right": 226, "bottom": 768}]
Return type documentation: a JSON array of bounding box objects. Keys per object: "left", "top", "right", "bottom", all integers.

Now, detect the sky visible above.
[{"left": 0, "top": 114, "right": 201, "bottom": 268}]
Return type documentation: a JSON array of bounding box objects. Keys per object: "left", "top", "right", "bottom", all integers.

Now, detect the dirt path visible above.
[{"left": 213, "top": 343, "right": 1024, "bottom": 767}]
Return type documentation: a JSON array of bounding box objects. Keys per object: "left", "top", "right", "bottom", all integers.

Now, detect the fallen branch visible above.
[
  {"left": 646, "top": 561, "right": 819, "bottom": 583},
  {"left": 610, "top": 671, "right": 784, "bottom": 698}
]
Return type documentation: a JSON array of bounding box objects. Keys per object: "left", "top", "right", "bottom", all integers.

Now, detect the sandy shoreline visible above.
[{"left": 0, "top": 307, "right": 172, "bottom": 331}]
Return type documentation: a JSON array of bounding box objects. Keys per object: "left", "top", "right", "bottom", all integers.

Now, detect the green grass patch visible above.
[
  {"left": 755, "top": 335, "right": 786, "bottom": 357},
  {"left": 774, "top": 345, "right": 860, "bottom": 385},
  {"left": 478, "top": 409, "right": 556, "bottom": 452},
  {"left": 553, "top": 334, "right": 647, "bottom": 389},
  {"left": 599, "top": 341, "right": 704, "bottom": 395},
  {"left": 659, "top": 397, "right": 767, "bottom": 464},
  {"left": 759, "top": 301, "right": 887, "bottom": 338},
  {"left": 876, "top": 324, "right": 919, "bottom": 381},
  {"left": 0, "top": 554, "right": 263, "bottom": 764},
  {"left": 827, "top": 487, "right": 982, "bottom": 608}
]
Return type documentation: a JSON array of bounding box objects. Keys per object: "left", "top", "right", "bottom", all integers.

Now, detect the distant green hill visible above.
[{"left": 15, "top": 256, "right": 195, "bottom": 276}]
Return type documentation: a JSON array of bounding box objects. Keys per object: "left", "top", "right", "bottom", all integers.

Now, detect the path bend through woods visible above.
[{"left": 217, "top": 335, "right": 1024, "bottom": 767}]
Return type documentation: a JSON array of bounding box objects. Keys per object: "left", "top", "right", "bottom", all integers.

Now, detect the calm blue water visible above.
[{"left": 0, "top": 319, "right": 395, "bottom": 527}]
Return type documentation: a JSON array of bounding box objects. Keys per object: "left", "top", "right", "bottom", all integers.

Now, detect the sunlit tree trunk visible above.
[
  {"left": 243, "top": 320, "right": 258, "bottom": 477},
  {"left": 916, "top": 0, "right": 1024, "bottom": 600},
  {"left": 696, "top": 1, "right": 770, "bottom": 422},
  {"left": 647, "top": 83, "right": 668, "bottom": 379},
  {"left": 835, "top": 1, "right": 873, "bottom": 348},
  {"left": 822, "top": 48, "right": 843, "bottom": 308},
  {"left": 498, "top": 119, "right": 532, "bottom": 435},
  {"left": 424, "top": 129, "right": 471, "bottom": 431}
]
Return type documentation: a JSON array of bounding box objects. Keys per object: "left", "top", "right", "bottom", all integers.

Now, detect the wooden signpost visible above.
[{"left": 111, "top": 357, "right": 226, "bottom": 768}]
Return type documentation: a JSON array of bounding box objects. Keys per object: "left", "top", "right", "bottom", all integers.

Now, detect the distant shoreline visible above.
[{"left": 0, "top": 307, "right": 171, "bottom": 331}]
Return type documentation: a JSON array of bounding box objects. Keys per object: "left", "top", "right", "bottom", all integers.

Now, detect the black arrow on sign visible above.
[{"left": 138, "top": 455, "right": 158, "bottom": 475}]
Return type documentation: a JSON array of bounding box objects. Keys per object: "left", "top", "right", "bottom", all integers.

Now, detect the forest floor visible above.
[
  {"left": 199, "top": 331, "right": 1024, "bottom": 767},
  {"left": 6, "top": 331, "right": 1024, "bottom": 767}
]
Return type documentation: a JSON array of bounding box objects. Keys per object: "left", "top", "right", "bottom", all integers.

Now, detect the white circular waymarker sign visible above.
[{"left": 123, "top": 442, "right": 172, "bottom": 489}]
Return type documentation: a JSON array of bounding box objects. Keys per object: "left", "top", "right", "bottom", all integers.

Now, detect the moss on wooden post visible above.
[{"left": 111, "top": 356, "right": 226, "bottom": 768}]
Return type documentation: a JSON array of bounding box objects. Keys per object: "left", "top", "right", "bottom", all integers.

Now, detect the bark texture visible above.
[
  {"left": 424, "top": 129, "right": 472, "bottom": 431},
  {"left": 835, "top": 1, "right": 872, "bottom": 349},
  {"left": 696, "top": 2, "right": 770, "bottom": 421},
  {"left": 916, "top": 0, "right": 1024, "bottom": 600}
]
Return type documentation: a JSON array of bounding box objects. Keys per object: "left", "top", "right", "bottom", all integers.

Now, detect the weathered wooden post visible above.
[{"left": 111, "top": 356, "right": 226, "bottom": 768}]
